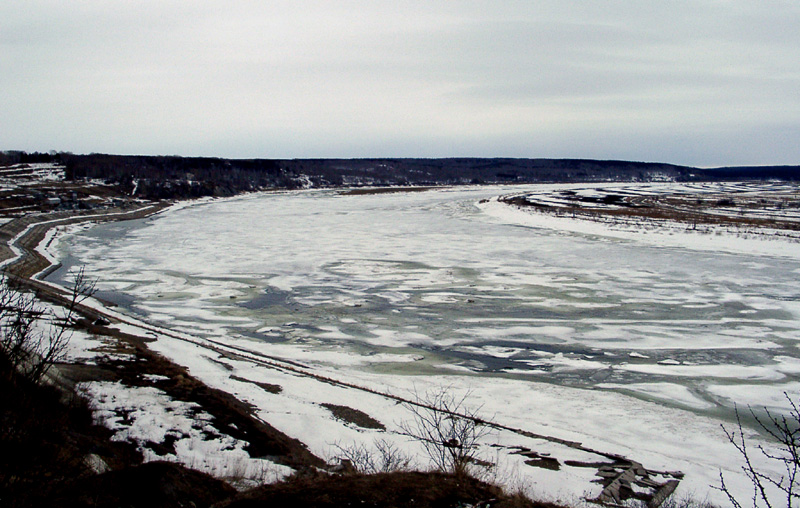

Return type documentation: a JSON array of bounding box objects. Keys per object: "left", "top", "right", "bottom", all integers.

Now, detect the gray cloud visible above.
[{"left": 1, "top": 1, "right": 798, "bottom": 165}]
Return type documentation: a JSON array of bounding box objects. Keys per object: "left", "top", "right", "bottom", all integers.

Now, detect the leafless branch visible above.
[
  {"left": 717, "top": 395, "right": 800, "bottom": 508},
  {"left": 1, "top": 267, "right": 97, "bottom": 384},
  {"left": 332, "top": 439, "right": 413, "bottom": 474},
  {"left": 399, "top": 386, "right": 491, "bottom": 476}
]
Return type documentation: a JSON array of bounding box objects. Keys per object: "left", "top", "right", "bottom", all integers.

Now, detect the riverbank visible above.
[{"left": 0, "top": 203, "right": 169, "bottom": 277}]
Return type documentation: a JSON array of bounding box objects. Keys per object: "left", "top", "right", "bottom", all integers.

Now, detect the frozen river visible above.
[
  {"left": 48, "top": 183, "right": 800, "bottom": 501},
  {"left": 50, "top": 185, "right": 800, "bottom": 417}
]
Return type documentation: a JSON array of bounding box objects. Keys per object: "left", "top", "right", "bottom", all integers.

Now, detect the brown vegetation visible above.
[
  {"left": 501, "top": 187, "right": 800, "bottom": 233},
  {"left": 321, "top": 403, "right": 386, "bottom": 430},
  {"left": 218, "top": 470, "right": 557, "bottom": 508},
  {"left": 0, "top": 358, "right": 143, "bottom": 507},
  {"left": 61, "top": 330, "right": 324, "bottom": 471},
  {"left": 36, "top": 461, "right": 236, "bottom": 508}
]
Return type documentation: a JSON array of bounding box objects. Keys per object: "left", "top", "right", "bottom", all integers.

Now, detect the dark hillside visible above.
[
  {"left": 697, "top": 165, "right": 800, "bottom": 181},
  {"left": 60, "top": 154, "right": 697, "bottom": 198},
  {"left": 218, "top": 470, "right": 557, "bottom": 508},
  {"left": 3, "top": 151, "right": 799, "bottom": 201}
]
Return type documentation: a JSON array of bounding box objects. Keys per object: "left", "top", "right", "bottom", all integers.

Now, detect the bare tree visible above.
[
  {"left": 400, "top": 386, "right": 491, "bottom": 476},
  {"left": 0, "top": 267, "right": 96, "bottom": 384},
  {"left": 62, "top": 266, "right": 97, "bottom": 322},
  {"left": 0, "top": 283, "right": 43, "bottom": 380},
  {"left": 717, "top": 393, "right": 800, "bottom": 508}
]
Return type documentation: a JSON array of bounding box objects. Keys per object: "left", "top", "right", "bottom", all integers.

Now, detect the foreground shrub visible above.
[
  {"left": 718, "top": 393, "right": 799, "bottom": 508},
  {"left": 400, "top": 387, "right": 491, "bottom": 477}
]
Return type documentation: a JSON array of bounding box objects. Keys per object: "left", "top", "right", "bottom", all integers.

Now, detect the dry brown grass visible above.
[
  {"left": 219, "top": 470, "right": 563, "bottom": 508},
  {"left": 502, "top": 189, "right": 800, "bottom": 232}
]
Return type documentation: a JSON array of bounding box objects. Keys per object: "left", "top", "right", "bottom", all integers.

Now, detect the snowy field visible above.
[{"left": 46, "top": 182, "right": 800, "bottom": 504}]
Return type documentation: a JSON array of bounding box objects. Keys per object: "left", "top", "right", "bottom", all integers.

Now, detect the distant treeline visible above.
[{"left": 2, "top": 151, "right": 798, "bottom": 200}]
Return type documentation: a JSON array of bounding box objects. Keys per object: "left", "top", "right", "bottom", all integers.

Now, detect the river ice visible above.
[{"left": 47, "top": 183, "right": 800, "bottom": 504}]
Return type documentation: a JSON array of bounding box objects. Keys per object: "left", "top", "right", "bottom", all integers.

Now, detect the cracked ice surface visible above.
[{"left": 48, "top": 183, "right": 800, "bottom": 503}]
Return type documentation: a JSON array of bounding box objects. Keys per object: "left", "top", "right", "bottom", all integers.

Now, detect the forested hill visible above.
[{"left": 2, "top": 151, "right": 799, "bottom": 200}]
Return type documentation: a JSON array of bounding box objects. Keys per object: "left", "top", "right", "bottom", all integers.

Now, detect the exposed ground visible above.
[
  {"left": 218, "top": 471, "right": 557, "bottom": 508},
  {"left": 498, "top": 182, "right": 800, "bottom": 238}
]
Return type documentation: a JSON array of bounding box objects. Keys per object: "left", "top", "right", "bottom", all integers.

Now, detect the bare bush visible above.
[
  {"left": 717, "top": 393, "right": 799, "bottom": 508},
  {"left": 61, "top": 266, "right": 96, "bottom": 322},
  {"left": 1, "top": 280, "right": 52, "bottom": 382},
  {"left": 0, "top": 267, "right": 96, "bottom": 384},
  {"left": 400, "top": 387, "right": 491, "bottom": 476},
  {"left": 332, "top": 439, "right": 414, "bottom": 474}
]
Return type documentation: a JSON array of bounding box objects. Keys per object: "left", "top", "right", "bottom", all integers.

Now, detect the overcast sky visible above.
[{"left": 2, "top": 1, "right": 798, "bottom": 166}]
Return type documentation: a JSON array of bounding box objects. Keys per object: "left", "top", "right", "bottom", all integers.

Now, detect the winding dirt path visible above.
[{"left": 0, "top": 203, "right": 170, "bottom": 279}]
